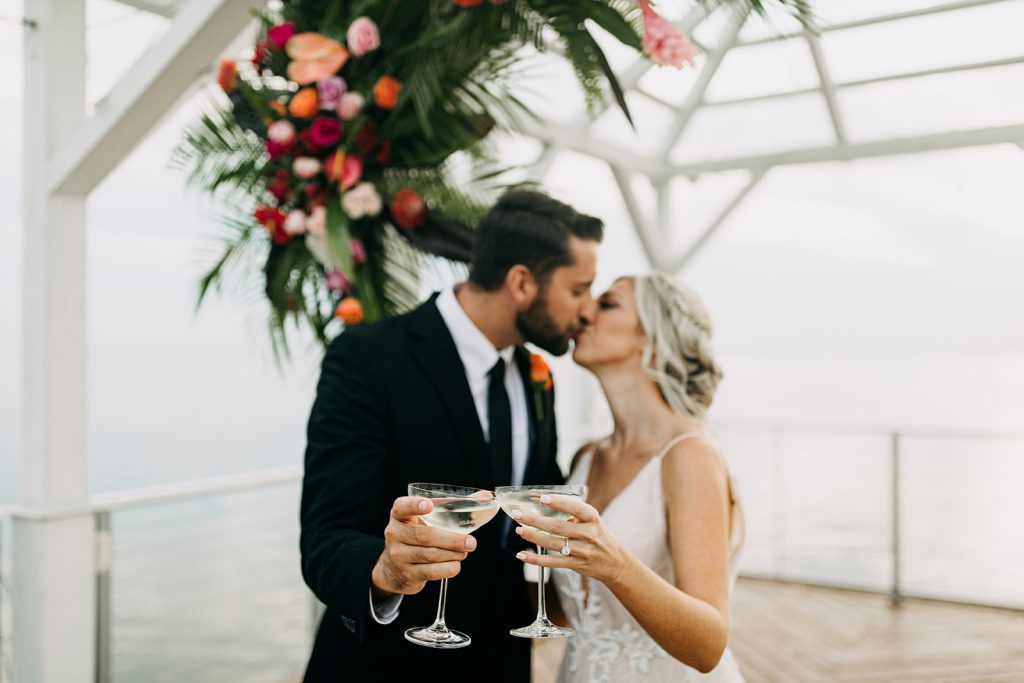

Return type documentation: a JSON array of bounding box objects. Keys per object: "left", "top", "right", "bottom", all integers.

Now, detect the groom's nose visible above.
[{"left": 578, "top": 298, "right": 597, "bottom": 326}]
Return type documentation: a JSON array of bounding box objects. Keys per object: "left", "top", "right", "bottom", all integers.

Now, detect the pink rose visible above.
[
  {"left": 317, "top": 76, "right": 347, "bottom": 110},
  {"left": 306, "top": 205, "right": 326, "bottom": 237},
  {"left": 267, "top": 23, "right": 297, "bottom": 51},
  {"left": 337, "top": 92, "right": 365, "bottom": 121},
  {"left": 349, "top": 238, "right": 367, "bottom": 265},
  {"left": 340, "top": 154, "right": 363, "bottom": 191},
  {"left": 326, "top": 269, "right": 350, "bottom": 293},
  {"left": 309, "top": 117, "right": 343, "bottom": 148},
  {"left": 346, "top": 17, "right": 380, "bottom": 57},
  {"left": 292, "top": 156, "right": 322, "bottom": 179},
  {"left": 639, "top": 0, "right": 698, "bottom": 69}
]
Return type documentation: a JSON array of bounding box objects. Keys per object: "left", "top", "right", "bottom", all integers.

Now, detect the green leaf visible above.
[
  {"left": 582, "top": 1, "right": 642, "bottom": 49},
  {"left": 325, "top": 200, "right": 354, "bottom": 276}
]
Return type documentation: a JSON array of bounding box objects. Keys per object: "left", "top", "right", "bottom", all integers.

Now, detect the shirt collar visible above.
[{"left": 436, "top": 286, "right": 516, "bottom": 378}]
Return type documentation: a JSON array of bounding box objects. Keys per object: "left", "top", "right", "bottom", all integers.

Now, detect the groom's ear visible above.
[{"left": 506, "top": 264, "right": 539, "bottom": 309}]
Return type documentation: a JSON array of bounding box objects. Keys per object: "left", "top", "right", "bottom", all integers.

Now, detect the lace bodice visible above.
[{"left": 551, "top": 433, "right": 746, "bottom": 683}]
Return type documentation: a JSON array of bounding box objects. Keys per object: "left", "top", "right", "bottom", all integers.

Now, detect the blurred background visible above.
[{"left": 2, "top": 0, "right": 1023, "bottom": 681}]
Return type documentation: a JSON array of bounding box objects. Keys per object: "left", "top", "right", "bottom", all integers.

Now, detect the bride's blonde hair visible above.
[{"left": 631, "top": 273, "right": 723, "bottom": 420}]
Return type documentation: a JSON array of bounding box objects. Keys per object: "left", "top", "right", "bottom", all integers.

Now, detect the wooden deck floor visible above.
[{"left": 533, "top": 578, "right": 1024, "bottom": 682}]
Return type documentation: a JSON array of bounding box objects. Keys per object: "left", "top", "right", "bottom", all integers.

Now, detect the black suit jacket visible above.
[{"left": 300, "top": 294, "right": 563, "bottom": 682}]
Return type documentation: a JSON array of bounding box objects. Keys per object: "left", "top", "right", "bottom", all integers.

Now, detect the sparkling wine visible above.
[
  {"left": 496, "top": 488, "right": 584, "bottom": 525},
  {"left": 421, "top": 498, "right": 499, "bottom": 534}
]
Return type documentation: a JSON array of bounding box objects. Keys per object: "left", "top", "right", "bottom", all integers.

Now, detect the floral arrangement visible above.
[{"left": 175, "top": 0, "right": 811, "bottom": 354}]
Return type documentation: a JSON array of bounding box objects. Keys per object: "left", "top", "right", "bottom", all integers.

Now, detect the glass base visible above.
[
  {"left": 404, "top": 625, "right": 472, "bottom": 649},
  {"left": 510, "top": 617, "right": 574, "bottom": 639}
]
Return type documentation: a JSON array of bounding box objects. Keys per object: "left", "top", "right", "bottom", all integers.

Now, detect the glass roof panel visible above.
[
  {"left": 820, "top": 2, "right": 1024, "bottom": 84},
  {"left": 589, "top": 92, "right": 679, "bottom": 158},
  {"left": 637, "top": 57, "right": 704, "bottom": 108},
  {"left": 838, "top": 63, "right": 1024, "bottom": 141},
  {"left": 703, "top": 37, "right": 819, "bottom": 103},
  {"left": 669, "top": 93, "right": 835, "bottom": 165}
]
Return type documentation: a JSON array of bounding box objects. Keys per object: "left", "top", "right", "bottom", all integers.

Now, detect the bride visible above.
[{"left": 511, "top": 273, "right": 745, "bottom": 682}]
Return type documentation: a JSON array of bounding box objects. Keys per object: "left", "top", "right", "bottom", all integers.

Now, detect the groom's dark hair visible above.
[{"left": 468, "top": 189, "right": 603, "bottom": 291}]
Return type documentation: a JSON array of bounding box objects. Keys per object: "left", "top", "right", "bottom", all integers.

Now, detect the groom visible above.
[{"left": 300, "top": 189, "right": 603, "bottom": 681}]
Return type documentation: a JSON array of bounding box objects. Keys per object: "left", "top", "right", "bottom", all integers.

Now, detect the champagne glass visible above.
[
  {"left": 404, "top": 483, "right": 499, "bottom": 649},
  {"left": 496, "top": 484, "right": 588, "bottom": 638}
]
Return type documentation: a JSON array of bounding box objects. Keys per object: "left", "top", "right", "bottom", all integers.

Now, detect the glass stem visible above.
[
  {"left": 536, "top": 545, "right": 548, "bottom": 621},
  {"left": 430, "top": 577, "right": 449, "bottom": 631}
]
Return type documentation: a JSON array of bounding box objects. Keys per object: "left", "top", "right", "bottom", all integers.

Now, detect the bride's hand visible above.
[{"left": 512, "top": 494, "right": 629, "bottom": 587}]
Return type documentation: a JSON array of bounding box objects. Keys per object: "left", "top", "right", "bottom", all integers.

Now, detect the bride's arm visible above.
[{"left": 512, "top": 440, "right": 733, "bottom": 673}]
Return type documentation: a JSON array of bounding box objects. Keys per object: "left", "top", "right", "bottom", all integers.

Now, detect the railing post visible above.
[
  {"left": 890, "top": 432, "right": 902, "bottom": 608},
  {"left": 95, "top": 512, "right": 112, "bottom": 683}
]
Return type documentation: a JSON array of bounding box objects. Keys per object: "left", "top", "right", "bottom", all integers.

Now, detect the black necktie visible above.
[{"left": 487, "top": 358, "right": 513, "bottom": 487}]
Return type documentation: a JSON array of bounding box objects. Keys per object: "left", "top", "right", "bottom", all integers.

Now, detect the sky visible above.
[{"left": 1, "top": 0, "right": 1024, "bottom": 505}]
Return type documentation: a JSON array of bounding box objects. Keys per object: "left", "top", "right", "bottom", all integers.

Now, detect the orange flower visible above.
[
  {"left": 373, "top": 76, "right": 402, "bottom": 110},
  {"left": 288, "top": 88, "right": 319, "bottom": 118},
  {"left": 216, "top": 58, "right": 237, "bottom": 93},
  {"left": 269, "top": 100, "right": 288, "bottom": 117},
  {"left": 530, "top": 353, "right": 553, "bottom": 390},
  {"left": 335, "top": 298, "right": 365, "bottom": 325},
  {"left": 286, "top": 33, "right": 349, "bottom": 85}
]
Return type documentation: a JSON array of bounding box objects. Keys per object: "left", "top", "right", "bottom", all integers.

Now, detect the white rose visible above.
[
  {"left": 341, "top": 182, "right": 382, "bottom": 219},
  {"left": 267, "top": 120, "right": 296, "bottom": 145},
  {"left": 284, "top": 209, "right": 307, "bottom": 236},
  {"left": 292, "top": 157, "right": 321, "bottom": 179}
]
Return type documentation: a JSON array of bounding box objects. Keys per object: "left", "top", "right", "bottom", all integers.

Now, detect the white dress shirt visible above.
[{"left": 370, "top": 286, "right": 532, "bottom": 624}]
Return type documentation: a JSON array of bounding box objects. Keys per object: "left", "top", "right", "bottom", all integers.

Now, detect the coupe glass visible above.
[
  {"left": 495, "top": 484, "right": 588, "bottom": 638},
  {"left": 403, "top": 483, "right": 499, "bottom": 649}
]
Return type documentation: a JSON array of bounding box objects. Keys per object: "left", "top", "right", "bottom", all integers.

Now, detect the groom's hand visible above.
[{"left": 371, "top": 496, "right": 477, "bottom": 597}]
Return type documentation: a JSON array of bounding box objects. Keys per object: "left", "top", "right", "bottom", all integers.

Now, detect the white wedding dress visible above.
[{"left": 551, "top": 432, "right": 746, "bottom": 683}]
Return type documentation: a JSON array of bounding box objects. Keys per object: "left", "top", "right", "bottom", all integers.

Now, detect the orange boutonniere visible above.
[{"left": 529, "top": 353, "right": 553, "bottom": 421}]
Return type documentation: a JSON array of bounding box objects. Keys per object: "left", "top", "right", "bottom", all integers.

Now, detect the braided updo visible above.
[{"left": 631, "top": 273, "right": 723, "bottom": 420}]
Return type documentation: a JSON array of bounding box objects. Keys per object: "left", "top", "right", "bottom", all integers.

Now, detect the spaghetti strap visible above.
[{"left": 653, "top": 431, "right": 702, "bottom": 460}]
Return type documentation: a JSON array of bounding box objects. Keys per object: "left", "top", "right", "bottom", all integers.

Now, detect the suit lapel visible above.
[
  {"left": 409, "top": 296, "right": 493, "bottom": 488},
  {"left": 514, "top": 346, "right": 544, "bottom": 486}
]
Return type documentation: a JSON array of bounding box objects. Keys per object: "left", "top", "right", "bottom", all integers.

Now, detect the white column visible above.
[{"left": 14, "top": 1, "right": 94, "bottom": 682}]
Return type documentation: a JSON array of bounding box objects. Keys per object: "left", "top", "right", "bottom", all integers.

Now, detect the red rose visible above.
[
  {"left": 355, "top": 121, "right": 377, "bottom": 154},
  {"left": 267, "top": 23, "right": 296, "bottom": 50},
  {"left": 252, "top": 38, "right": 268, "bottom": 67},
  {"left": 376, "top": 140, "right": 392, "bottom": 165},
  {"left": 268, "top": 169, "right": 290, "bottom": 201},
  {"left": 454, "top": 0, "right": 485, "bottom": 6},
  {"left": 254, "top": 206, "right": 290, "bottom": 244},
  {"left": 266, "top": 139, "right": 292, "bottom": 160},
  {"left": 390, "top": 188, "right": 427, "bottom": 229},
  {"left": 309, "top": 117, "right": 343, "bottom": 148}
]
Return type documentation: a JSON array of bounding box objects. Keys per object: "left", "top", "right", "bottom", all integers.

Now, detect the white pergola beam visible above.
[
  {"left": 108, "top": 0, "right": 178, "bottom": 18},
  {"left": 48, "top": 0, "right": 261, "bottom": 196},
  {"left": 702, "top": 54, "right": 1024, "bottom": 109},
  {"left": 522, "top": 119, "right": 669, "bottom": 178},
  {"left": 671, "top": 124, "right": 1024, "bottom": 176},
  {"left": 17, "top": 3, "right": 94, "bottom": 682},
  {"left": 658, "top": 9, "right": 748, "bottom": 164},
  {"left": 740, "top": 0, "right": 1011, "bottom": 46},
  {"left": 805, "top": 32, "right": 846, "bottom": 144},
  {"left": 610, "top": 166, "right": 663, "bottom": 269},
  {"left": 665, "top": 169, "right": 766, "bottom": 273}
]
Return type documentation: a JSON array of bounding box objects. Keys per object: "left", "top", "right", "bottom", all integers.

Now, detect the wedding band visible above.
[{"left": 561, "top": 537, "right": 571, "bottom": 557}]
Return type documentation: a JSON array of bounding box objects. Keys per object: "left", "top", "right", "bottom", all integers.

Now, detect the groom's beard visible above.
[{"left": 516, "top": 293, "right": 578, "bottom": 356}]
